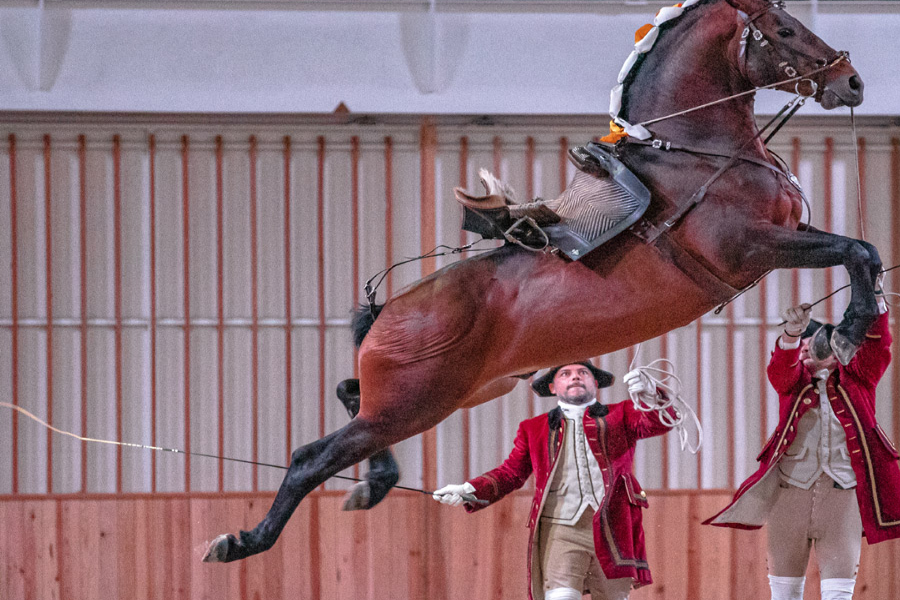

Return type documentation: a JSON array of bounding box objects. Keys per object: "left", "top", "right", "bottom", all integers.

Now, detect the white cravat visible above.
[{"left": 540, "top": 399, "right": 607, "bottom": 525}]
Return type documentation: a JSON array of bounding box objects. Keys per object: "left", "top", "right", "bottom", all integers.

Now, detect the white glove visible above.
[
  {"left": 782, "top": 303, "right": 812, "bottom": 337},
  {"left": 432, "top": 482, "right": 476, "bottom": 507},
  {"left": 624, "top": 369, "right": 655, "bottom": 399}
]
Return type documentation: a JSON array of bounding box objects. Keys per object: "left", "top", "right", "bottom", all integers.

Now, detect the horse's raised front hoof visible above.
[
  {"left": 341, "top": 481, "right": 371, "bottom": 511},
  {"left": 809, "top": 326, "right": 835, "bottom": 363},
  {"left": 202, "top": 534, "right": 234, "bottom": 563},
  {"left": 830, "top": 330, "right": 859, "bottom": 366}
]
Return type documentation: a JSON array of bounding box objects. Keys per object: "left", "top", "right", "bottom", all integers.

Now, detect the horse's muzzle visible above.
[{"left": 821, "top": 70, "right": 864, "bottom": 109}]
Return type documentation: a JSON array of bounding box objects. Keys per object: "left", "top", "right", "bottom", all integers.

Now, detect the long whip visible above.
[{"left": 0, "top": 401, "right": 487, "bottom": 504}]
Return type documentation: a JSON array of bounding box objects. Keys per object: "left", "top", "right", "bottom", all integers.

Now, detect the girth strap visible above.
[{"left": 631, "top": 218, "right": 740, "bottom": 301}]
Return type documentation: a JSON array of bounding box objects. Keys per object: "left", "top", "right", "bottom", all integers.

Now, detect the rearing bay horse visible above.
[{"left": 205, "top": 0, "right": 877, "bottom": 563}]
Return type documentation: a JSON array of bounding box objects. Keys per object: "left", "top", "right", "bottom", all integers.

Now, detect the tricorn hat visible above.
[{"left": 531, "top": 361, "right": 615, "bottom": 398}]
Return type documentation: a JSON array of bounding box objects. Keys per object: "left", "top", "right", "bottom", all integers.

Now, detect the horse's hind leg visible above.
[
  {"left": 202, "top": 417, "right": 391, "bottom": 563},
  {"left": 335, "top": 379, "right": 400, "bottom": 511}
]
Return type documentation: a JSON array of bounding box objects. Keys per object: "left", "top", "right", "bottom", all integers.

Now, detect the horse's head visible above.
[{"left": 726, "top": 0, "right": 863, "bottom": 108}]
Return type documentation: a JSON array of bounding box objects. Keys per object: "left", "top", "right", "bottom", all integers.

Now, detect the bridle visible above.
[
  {"left": 736, "top": 0, "right": 845, "bottom": 103},
  {"left": 634, "top": 1, "right": 851, "bottom": 131}
]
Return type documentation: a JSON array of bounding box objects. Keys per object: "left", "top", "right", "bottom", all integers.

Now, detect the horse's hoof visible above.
[
  {"left": 202, "top": 534, "right": 232, "bottom": 563},
  {"left": 830, "top": 330, "right": 859, "bottom": 366},
  {"left": 336, "top": 379, "right": 361, "bottom": 419},
  {"left": 341, "top": 482, "right": 371, "bottom": 511},
  {"left": 809, "top": 326, "right": 834, "bottom": 363}
]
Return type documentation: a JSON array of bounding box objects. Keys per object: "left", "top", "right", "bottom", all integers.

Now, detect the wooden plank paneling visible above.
[{"left": 1, "top": 492, "right": 899, "bottom": 599}]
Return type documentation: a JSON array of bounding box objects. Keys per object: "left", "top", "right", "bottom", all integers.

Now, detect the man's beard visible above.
[{"left": 560, "top": 386, "right": 593, "bottom": 405}]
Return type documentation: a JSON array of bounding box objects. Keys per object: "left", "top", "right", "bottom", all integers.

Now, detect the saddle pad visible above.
[{"left": 543, "top": 170, "right": 643, "bottom": 241}]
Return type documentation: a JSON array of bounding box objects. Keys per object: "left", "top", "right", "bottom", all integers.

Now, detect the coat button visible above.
[{"left": 803, "top": 398, "right": 812, "bottom": 405}]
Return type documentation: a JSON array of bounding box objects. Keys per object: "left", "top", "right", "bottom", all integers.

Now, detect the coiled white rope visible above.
[{"left": 627, "top": 347, "right": 703, "bottom": 454}]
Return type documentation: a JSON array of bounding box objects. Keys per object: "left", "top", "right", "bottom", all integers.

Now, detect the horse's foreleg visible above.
[
  {"left": 745, "top": 225, "right": 881, "bottom": 363},
  {"left": 202, "top": 418, "right": 391, "bottom": 563}
]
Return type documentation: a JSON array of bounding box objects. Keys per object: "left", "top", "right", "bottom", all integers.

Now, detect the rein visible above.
[{"left": 363, "top": 240, "right": 493, "bottom": 315}]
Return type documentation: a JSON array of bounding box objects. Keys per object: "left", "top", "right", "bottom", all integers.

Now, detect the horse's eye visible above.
[{"left": 778, "top": 27, "right": 795, "bottom": 38}]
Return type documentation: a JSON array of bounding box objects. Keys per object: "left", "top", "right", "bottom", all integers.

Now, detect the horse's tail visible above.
[{"left": 351, "top": 303, "right": 384, "bottom": 348}]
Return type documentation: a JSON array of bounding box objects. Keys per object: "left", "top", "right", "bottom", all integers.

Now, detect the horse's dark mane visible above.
[
  {"left": 351, "top": 303, "right": 384, "bottom": 348},
  {"left": 618, "top": 0, "right": 718, "bottom": 125}
]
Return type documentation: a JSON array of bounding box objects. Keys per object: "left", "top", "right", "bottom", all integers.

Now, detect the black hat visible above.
[
  {"left": 531, "top": 361, "right": 615, "bottom": 398},
  {"left": 800, "top": 318, "right": 825, "bottom": 339}
]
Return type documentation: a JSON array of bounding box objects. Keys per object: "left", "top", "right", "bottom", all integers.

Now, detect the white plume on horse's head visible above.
[{"left": 478, "top": 168, "right": 518, "bottom": 204}]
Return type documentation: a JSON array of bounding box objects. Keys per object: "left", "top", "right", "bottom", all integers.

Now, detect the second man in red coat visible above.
[{"left": 433, "top": 361, "right": 678, "bottom": 600}]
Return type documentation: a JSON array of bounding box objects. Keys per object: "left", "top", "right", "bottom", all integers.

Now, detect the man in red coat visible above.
[
  {"left": 433, "top": 361, "right": 677, "bottom": 600},
  {"left": 705, "top": 276, "right": 900, "bottom": 600}
]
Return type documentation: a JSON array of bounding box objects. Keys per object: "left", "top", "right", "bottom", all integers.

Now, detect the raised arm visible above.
[
  {"left": 844, "top": 278, "right": 892, "bottom": 383},
  {"left": 766, "top": 304, "right": 809, "bottom": 395},
  {"left": 622, "top": 370, "right": 679, "bottom": 442}
]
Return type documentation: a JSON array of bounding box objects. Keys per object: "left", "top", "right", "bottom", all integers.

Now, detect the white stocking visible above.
[
  {"left": 545, "top": 587, "right": 582, "bottom": 600},
  {"left": 820, "top": 577, "right": 855, "bottom": 600},
  {"left": 769, "top": 575, "right": 806, "bottom": 600}
]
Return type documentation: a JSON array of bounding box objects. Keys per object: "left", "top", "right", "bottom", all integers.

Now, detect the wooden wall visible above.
[
  {"left": 2, "top": 114, "right": 900, "bottom": 599},
  {"left": 2, "top": 490, "right": 899, "bottom": 600}
]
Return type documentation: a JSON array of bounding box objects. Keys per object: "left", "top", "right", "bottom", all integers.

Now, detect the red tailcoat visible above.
[
  {"left": 465, "top": 401, "right": 673, "bottom": 600},
  {"left": 705, "top": 311, "right": 900, "bottom": 544}
]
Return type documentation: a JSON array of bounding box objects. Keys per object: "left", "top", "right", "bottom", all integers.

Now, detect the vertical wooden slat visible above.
[
  {"left": 758, "top": 277, "right": 769, "bottom": 448},
  {"left": 317, "top": 136, "right": 326, "bottom": 444},
  {"left": 420, "top": 119, "right": 438, "bottom": 491},
  {"left": 725, "top": 304, "right": 735, "bottom": 488},
  {"left": 857, "top": 137, "right": 867, "bottom": 239},
  {"left": 8, "top": 134, "right": 18, "bottom": 495},
  {"left": 824, "top": 137, "right": 834, "bottom": 319},
  {"left": 56, "top": 500, "right": 65, "bottom": 600},
  {"left": 660, "top": 333, "right": 669, "bottom": 489},
  {"left": 283, "top": 136, "right": 294, "bottom": 466},
  {"left": 492, "top": 135, "right": 502, "bottom": 177},
  {"left": 458, "top": 135, "right": 471, "bottom": 481},
  {"left": 791, "top": 137, "right": 801, "bottom": 306},
  {"left": 892, "top": 138, "right": 900, "bottom": 442},
  {"left": 696, "top": 320, "right": 703, "bottom": 488},
  {"left": 351, "top": 136, "right": 361, "bottom": 479},
  {"left": 525, "top": 136, "right": 536, "bottom": 422},
  {"left": 215, "top": 136, "right": 225, "bottom": 492},
  {"left": 43, "top": 134, "right": 54, "bottom": 493},
  {"left": 420, "top": 118, "right": 440, "bottom": 600},
  {"left": 113, "top": 135, "right": 124, "bottom": 493},
  {"left": 78, "top": 135, "right": 88, "bottom": 494},
  {"left": 149, "top": 134, "right": 158, "bottom": 494},
  {"left": 249, "top": 136, "right": 260, "bottom": 490},
  {"left": 181, "top": 135, "right": 192, "bottom": 492},
  {"left": 558, "top": 137, "right": 568, "bottom": 193},
  {"left": 385, "top": 136, "right": 395, "bottom": 298}
]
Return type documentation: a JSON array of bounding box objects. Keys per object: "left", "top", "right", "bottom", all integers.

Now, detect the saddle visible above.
[{"left": 455, "top": 142, "right": 651, "bottom": 260}]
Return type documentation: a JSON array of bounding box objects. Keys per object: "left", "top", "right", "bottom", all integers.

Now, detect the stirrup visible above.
[{"left": 503, "top": 216, "right": 549, "bottom": 251}]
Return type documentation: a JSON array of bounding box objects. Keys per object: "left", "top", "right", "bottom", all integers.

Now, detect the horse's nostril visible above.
[{"left": 849, "top": 75, "right": 861, "bottom": 91}]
